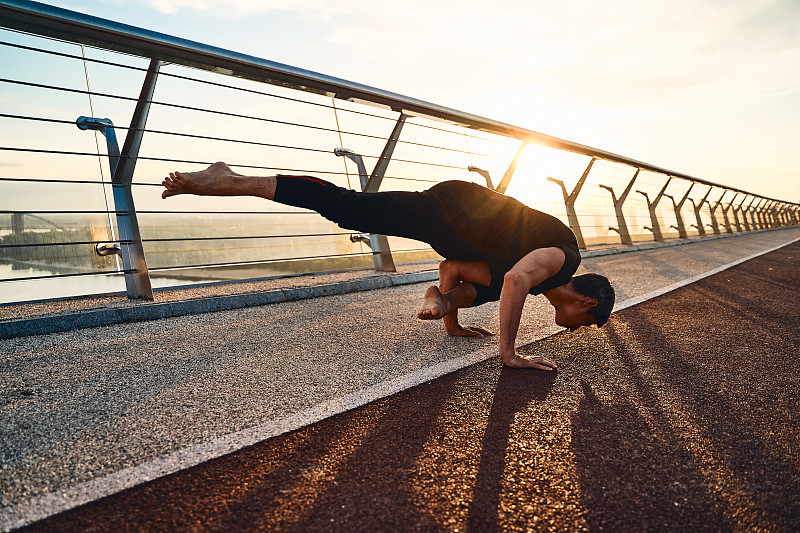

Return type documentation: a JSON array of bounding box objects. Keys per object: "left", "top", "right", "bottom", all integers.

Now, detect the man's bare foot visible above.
[
  {"left": 418, "top": 285, "right": 451, "bottom": 320},
  {"left": 161, "top": 162, "right": 274, "bottom": 199},
  {"left": 501, "top": 352, "right": 557, "bottom": 371}
]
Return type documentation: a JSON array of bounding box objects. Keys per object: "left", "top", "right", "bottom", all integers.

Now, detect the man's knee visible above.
[{"left": 438, "top": 259, "right": 491, "bottom": 286}]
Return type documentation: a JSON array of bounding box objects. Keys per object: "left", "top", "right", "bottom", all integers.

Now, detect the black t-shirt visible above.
[{"left": 424, "top": 181, "right": 580, "bottom": 305}]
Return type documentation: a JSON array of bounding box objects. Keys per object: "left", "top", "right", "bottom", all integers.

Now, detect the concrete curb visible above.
[{"left": 0, "top": 271, "right": 439, "bottom": 340}]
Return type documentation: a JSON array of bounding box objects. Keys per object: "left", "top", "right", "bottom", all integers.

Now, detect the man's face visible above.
[{"left": 554, "top": 301, "right": 595, "bottom": 332}]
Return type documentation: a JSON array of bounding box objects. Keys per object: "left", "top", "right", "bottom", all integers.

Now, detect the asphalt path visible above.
[{"left": 16, "top": 241, "right": 800, "bottom": 532}]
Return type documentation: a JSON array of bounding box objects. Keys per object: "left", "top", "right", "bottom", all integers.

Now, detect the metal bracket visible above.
[
  {"left": 547, "top": 158, "right": 595, "bottom": 249},
  {"left": 334, "top": 148, "right": 369, "bottom": 189},
  {"left": 95, "top": 242, "right": 122, "bottom": 256},
  {"left": 467, "top": 166, "right": 494, "bottom": 190}
]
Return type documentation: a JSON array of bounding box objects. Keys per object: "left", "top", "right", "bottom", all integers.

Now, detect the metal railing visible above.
[{"left": 1, "top": 0, "right": 798, "bottom": 305}]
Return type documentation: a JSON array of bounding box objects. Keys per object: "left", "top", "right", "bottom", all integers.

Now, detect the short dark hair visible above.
[{"left": 573, "top": 273, "right": 615, "bottom": 327}]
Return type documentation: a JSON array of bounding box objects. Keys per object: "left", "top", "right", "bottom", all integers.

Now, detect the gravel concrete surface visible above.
[{"left": 1, "top": 228, "right": 798, "bottom": 531}]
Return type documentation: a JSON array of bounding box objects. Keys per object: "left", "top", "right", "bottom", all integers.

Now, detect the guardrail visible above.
[{"left": 1, "top": 0, "right": 798, "bottom": 305}]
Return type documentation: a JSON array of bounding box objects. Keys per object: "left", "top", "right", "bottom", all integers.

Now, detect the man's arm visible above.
[{"left": 498, "top": 247, "right": 565, "bottom": 370}]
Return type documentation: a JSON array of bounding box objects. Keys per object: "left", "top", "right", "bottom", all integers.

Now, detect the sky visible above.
[{"left": 12, "top": 0, "right": 800, "bottom": 201}]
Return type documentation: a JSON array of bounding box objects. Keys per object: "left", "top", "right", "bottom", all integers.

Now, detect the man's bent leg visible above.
[{"left": 418, "top": 260, "right": 494, "bottom": 338}]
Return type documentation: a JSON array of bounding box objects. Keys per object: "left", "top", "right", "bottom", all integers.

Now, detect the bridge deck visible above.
[{"left": 2, "top": 227, "right": 798, "bottom": 531}]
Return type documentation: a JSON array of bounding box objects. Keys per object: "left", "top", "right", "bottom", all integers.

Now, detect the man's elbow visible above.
[{"left": 503, "top": 270, "right": 531, "bottom": 289}]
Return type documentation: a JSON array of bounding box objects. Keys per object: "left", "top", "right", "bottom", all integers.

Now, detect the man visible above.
[{"left": 161, "top": 162, "right": 614, "bottom": 371}]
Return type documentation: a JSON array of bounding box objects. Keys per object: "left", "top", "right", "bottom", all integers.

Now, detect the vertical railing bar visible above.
[
  {"left": 600, "top": 168, "right": 638, "bottom": 245},
  {"left": 751, "top": 198, "right": 764, "bottom": 230},
  {"left": 547, "top": 158, "right": 595, "bottom": 249},
  {"left": 494, "top": 141, "right": 527, "bottom": 195},
  {"left": 690, "top": 187, "right": 712, "bottom": 237},
  {"left": 705, "top": 189, "right": 725, "bottom": 236},
  {"left": 720, "top": 192, "right": 737, "bottom": 233},
  {"left": 109, "top": 58, "right": 162, "bottom": 300},
  {"left": 666, "top": 181, "right": 694, "bottom": 239},
  {"left": 636, "top": 176, "right": 671, "bottom": 242},
  {"left": 359, "top": 112, "right": 408, "bottom": 272}
]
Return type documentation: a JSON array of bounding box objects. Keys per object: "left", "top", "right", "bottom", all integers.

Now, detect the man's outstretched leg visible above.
[
  {"left": 418, "top": 260, "right": 494, "bottom": 338},
  {"left": 162, "top": 163, "right": 446, "bottom": 246},
  {"left": 162, "top": 162, "right": 277, "bottom": 200}
]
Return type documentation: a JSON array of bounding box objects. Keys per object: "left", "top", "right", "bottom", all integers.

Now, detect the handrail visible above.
[
  {"left": 1, "top": 0, "right": 798, "bottom": 305},
  {"left": 1, "top": 0, "right": 796, "bottom": 206}
]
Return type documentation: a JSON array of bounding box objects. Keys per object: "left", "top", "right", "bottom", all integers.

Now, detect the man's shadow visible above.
[{"left": 466, "top": 366, "right": 557, "bottom": 531}]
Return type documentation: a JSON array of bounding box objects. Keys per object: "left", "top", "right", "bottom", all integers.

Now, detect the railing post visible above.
[
  {"left": 719, "top": 192, "right": 737, "bottom": 233},
  {"left": 767, "top": 200, "right": 778, "bottom": 228},
  {"left": 741, "top": 197, "right": 754, "bottom": 231},
  {"left": 689, "top": 187, "right": 712, "bottom": 237},
  {"left": 636, "top": 177, "right": 671, "bottom": 242},
  {"left": 753, "top": 198, "right": 766, "bottom": 230},
  {"left": 336, "top": 112, "right": 407, "bottom": 272},
  {"left": 779, "top": 204, "right": 790, "bottom": 227},
  {"left": 781, "top": 204, "right": 792, "bottom": 226},
  {"left": 731, "top": 195, "right": 745, "bottom": 232},
  {"left": 494, "top": 142, "right": 527, "bottom": 195},
  {"left": 744, "top": 198, "right": 755, "bottom": 230},
  {"left": 75, "top": 60, "right": 159, "bottom": 300},
  {"left": 705, "top": 190, "right": 724, "bottom": 236},
  {"left": 599, "top": 169, "right": 638, "bottom": 246},
  {"left": 665, "top": 182, "right": 693, "bottom": 239},
  {"left": 547, "top": 158, "right": 595, "bottom": 250}
]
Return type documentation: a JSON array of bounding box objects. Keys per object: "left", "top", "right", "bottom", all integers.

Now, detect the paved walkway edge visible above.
[
  {"left": 2, "top": 235, "right": 798, "bottom": 532},
  {"left": 0, "top": 227, "right": 794, "bottom": 340},
  {"left": 0, "top": 271, "right": 439, "bottom": 340}
]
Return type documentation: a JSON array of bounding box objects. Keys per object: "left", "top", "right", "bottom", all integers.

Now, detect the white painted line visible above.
[{"left": 3, "top": 236, "right": 798, "bottom": 531}]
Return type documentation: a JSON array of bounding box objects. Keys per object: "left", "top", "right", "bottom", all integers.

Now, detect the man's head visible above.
[
  {"left": 551, "top": 273, "right": 615, "bottom": 331},
  {"left": 572, "top": 273, "right": 615, "bottom": 327}
]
